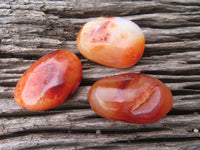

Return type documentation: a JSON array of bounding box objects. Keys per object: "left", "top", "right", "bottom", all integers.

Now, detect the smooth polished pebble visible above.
[
  {"left": 14, "top": 49, "right": 82, "bottom": 111},
  {"left": 88, "top": 73, "right": 173, "bottom": 124},
  {"left": 77, "top": 17, "right": 145, "bottom": 68}
]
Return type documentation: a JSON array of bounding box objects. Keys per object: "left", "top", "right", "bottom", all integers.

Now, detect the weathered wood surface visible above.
[{"left": 0, "top": 0, "right": 200, "bottom": 149}]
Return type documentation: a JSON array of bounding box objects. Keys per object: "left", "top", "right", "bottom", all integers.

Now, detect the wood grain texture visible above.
[{"left": 0, "top": 0, "right": 200, "bottom": 149}]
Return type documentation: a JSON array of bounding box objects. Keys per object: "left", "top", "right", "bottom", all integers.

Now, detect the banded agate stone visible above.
[
  {"left": 88, "top": 73, "right": 173, "bottom": 124},
  {"left": 77, "top": 17, "right": 145, "bottom": 68},
  {"left": 14, "top": 50, "right": 82, "bottom": 111}
]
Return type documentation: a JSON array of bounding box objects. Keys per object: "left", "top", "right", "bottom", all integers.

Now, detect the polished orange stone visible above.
[
  {"left": 77, "top": 17, "right": 145, "bottom": 68},
  {"left": 14, "top": 50, "right": 82, "bottom": 111},
  {"left": 88, "top": 73, "right": 173, "bottom": 124}
]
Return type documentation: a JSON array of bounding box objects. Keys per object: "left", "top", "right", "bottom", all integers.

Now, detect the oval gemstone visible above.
[
  {"left": 77, "top": 17, "right": 145, "bottom": 69},
  {"left": 88, "top": 73, "right": 173, "bottom": 124},
  {"left": 14, "top": 50, "right": 82, "bottom": 111}
]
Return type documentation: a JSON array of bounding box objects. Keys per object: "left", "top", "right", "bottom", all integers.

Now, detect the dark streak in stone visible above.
[{"left": 118, "top": 79, "right": 132, "bottom": 90}]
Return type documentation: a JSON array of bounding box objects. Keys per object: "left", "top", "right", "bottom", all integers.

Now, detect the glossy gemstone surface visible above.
[
  {"left": 77, "top": 17, "right": 145, "bottom": 68},
  {"left": 88, "top": 73, "right": 173, "bottom": 124},
  {"left": 14, "top": 50, "right": 82, "bottom": 111}
]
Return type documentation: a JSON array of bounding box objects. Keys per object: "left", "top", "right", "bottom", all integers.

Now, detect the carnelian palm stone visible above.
[
  {"left": 14, "top": 50, "right": 82, "bottom": 111},
  {"left": 88, "top": 73, "right": 173, "bottom": 124},
  {"left": 77, "top": 17, "right": 145, "bottom": 68}
]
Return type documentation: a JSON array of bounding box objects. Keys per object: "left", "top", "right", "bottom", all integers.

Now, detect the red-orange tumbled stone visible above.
[
  {"left": 14, "top": 50, "right": 82, "bottom": 111},
  {"left": 77, "top": 17, "right": 145, "bottom": 69},
  {"left": 88, "top": 73, "right": 173, "bottom": 124}
]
